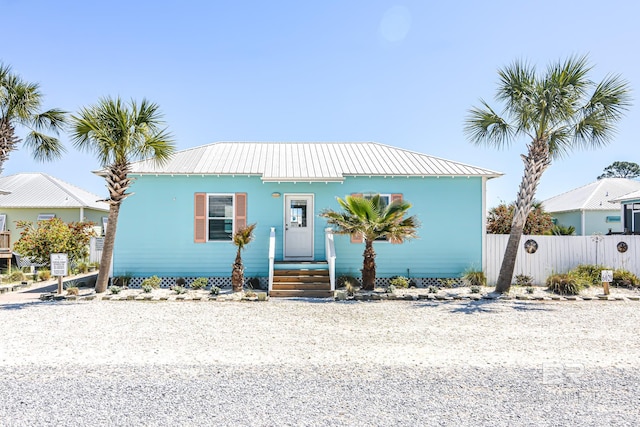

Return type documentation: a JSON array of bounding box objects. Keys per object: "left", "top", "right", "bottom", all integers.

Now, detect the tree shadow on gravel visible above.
[
  {"left": 0, "top": 301, "right": 51, "bottom": 311},
  {"left": 448, "top": 299, "right": 557, "bottom": 314}
]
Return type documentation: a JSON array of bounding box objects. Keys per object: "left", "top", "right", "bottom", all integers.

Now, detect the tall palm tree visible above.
[
  {"left": 321, "top": 194, "right": 418, "bottom": 290},
  {"left": 465, "top": 55, "right": 631, "bottom": 293},
  {"left": 231, "top": 223, "right": 257, "bottom": 292},
  {"left": 70, "top": 97, "right": 174, "bottom": 293},
  {"left": 0, "top": 63, "right": 66, "bottom": 173}
]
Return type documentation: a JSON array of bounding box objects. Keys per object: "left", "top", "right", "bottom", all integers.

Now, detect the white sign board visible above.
[
  {"left": 601, "top": 270, "right": 613, "bottom": 283},
  {"left": 50, "top": 253, "right": 68, "bottom": 277}
]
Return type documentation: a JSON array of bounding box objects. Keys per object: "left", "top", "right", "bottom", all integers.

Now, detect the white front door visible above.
[{"left": 284, "top": 194, "right": 314, "bottom": 260}]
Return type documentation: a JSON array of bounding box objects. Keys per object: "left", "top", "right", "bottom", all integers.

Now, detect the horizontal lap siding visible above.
[{"left": 113, "top": 175, "right": 485, "bottom": 279}]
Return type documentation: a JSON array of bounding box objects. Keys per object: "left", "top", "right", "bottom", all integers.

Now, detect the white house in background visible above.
[{"left": 542, "top": 178, "right": 640, "bottom": 235}]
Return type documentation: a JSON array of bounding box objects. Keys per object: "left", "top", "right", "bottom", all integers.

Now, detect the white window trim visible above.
[
  {"left": 207, "top": 193, "right": 235, "bottom": 242},
  {"left": 37, "top": 214, "right": 55, "bottom": 221}
]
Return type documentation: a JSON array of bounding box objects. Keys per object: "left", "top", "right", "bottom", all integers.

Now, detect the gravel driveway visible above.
[{"left": 1, "top": 299, "right": 639, "bottom": 426}]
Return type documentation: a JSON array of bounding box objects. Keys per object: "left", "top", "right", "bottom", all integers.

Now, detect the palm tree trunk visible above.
[
  {"left": 231, "top": 248, "right": 244, "bottom": 292},
  {"left": 361, "top": 240, "right": 376, "bottom": 290},
  {"left": 95, "top": 203, "right": 120, "bottom": 293},
  {"left": 0, "top": 119, "right": 20, "bottom": 175},
  {"left": 495, "top": 139, "right": 551, "bottom": 293}
]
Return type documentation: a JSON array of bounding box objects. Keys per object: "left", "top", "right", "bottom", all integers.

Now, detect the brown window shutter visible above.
[
  {"left": 235, "top": 193, "right": 247, "bottom": 231},
  {"left": 350, "top": 193, "right": 363, "bottom": 244},
  {"left": 194, "top": 193, "right": 207, "bottom": 243},
  {"left": 390, "top": 193, "right": 403, "bottom": 244}
]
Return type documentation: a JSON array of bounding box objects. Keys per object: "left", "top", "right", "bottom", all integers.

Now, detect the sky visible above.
[{"left": 3, "top": 0, "right": 640, "bottom": 208}]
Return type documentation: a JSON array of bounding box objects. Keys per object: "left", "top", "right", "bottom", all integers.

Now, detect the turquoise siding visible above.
[
  {"left": 113, "top": 174, "right": 485, "bottom": 279},
  {"left": 552, "top": 210, "right": 623, "bottom": 236}
]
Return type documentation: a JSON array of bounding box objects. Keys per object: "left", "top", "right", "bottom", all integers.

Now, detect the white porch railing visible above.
[
  {"left": 325, "top": 228, "right": 336, "bottom": 291},
  {"left": 268, "top": 227, "right": 276, "bottom": 292}
]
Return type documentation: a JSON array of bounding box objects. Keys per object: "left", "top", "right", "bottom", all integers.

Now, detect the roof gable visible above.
[
  {"left": 125, "top": 142, "right": 502, "bottom": 181},
  {"left": 542, "top": 178, "right": 640, "bottom": 213},
  {"left": 0, "top": 173, "right": 108, "bottom": 211}
]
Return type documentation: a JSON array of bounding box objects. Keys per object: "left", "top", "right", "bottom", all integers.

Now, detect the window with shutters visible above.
[{"left": 208, "top": 194, "right": 234, "bottom": 241}]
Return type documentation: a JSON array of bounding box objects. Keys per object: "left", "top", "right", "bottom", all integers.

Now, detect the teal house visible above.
[{"left": 112, "top": 142, "right": 500, "bottom": 296}]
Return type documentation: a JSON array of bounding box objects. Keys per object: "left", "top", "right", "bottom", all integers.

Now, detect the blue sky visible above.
[{"left": 3, "top": 0, "right": 639, "bottom": 208}]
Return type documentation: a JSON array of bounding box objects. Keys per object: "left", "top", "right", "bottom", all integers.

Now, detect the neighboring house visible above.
[
  {"left": 610, "top": 189, "right": 640, "bottom": 234},
  {"left": 542, "top": 178, "right": 640, "bottom": 236},
  {"left": 0, "top": 173, "right": 109, "bottom": 256},
  {"left": 111, "top": 142, "right": 501, "bottom": 292}
]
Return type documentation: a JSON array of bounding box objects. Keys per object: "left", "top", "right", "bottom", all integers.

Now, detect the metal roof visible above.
[
  {"left": 610, "top": 189, "right": 640, "bottom": 203},
  {"left": 125, "top": 142, "right": 502, "bottom": 181},
  {"left": 0, "top": 173, "right": 108, "bottom": 211},
  {"left": 542, "top": 178, "right": 640, "bottom": 213}
]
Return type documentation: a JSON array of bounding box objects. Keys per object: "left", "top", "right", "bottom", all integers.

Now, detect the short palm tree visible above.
[
  {"left": 465, "top": 55, "right": 631, "bottom": 293},
  {"left": 70, "top": 97, "right": 174, "bottom": 293},
  {"left": 231, "top": 223, "right": 257, "bottom": 292},
  {"left": 321, "top": 195, "right": 418, "bottom": 290},
  {"left": 0, "top": 63, "right": 66, "bottom": 173}
]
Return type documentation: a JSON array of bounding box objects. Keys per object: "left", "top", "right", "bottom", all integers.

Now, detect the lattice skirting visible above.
[{"left": 120, "top": 276, "right": 461, "bottom": 289}]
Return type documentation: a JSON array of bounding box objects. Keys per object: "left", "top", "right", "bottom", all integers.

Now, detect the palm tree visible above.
[
  {"left": 0, "top": 63, "right": 67, "bottom": 173},
  {"left": 231, "top": 223, "right": 257, "bottom": 292},
  {"left": 70, "top": 97, "right": 174, "bottom": 293},
  {"left": 320, "top": 194, "right": 418, "bottom": 290},
  {"left": 465, "top": 55, "right": 631, "bottom": 293}
]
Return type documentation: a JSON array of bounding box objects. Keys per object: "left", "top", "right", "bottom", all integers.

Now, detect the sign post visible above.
[
  {"left": 601, "top": 270, "right": 613, "bottom": 296},
  {"left": 50, "top": 253, "right": 68, "bottom": 295}
]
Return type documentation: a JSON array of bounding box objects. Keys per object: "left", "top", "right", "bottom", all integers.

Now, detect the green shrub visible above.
[
  {"left": 37, "top": 269, "right": 51, "bottom": 281},
  {"left": 66, "top": 286, "right": 79, "bottom": 296},
  {"left": 244, "top": 290, "right": 257, "bottom": 298},
  {"left": 470, "top": 286, "right": 481, "bottom": 294},
  {"left": 526, "top": 286, "right": 535, "bottom": 294},
  {"left": 109, "top": 285, "right": 122, "bottom": 294},
  {"left": 427, "top": 285, "right": 439, "bottom": 294},
  {"left": 462, "top": 269, "right": 486, "bottom": 287},
  {"left": 141, "top": 284, "right": 153, "bottom": 293},
  {"left": 142, "top": 275, "right": 162, "bottom": 289},
  {"left": 438, "top": 278, "right": 457, "bottom": 288},
  {"left": 612, "top": 269, "right": 640, "bottom": 288},
  {"left": 173, "top": 285, "right": 187, "bottom": 295},
  {"left": 386, "top": 284, "right": 396, "bottom": 294},
  {"left": 77, "top": 262, "right": 89, "bottom": 274},
  {"left": 546, "top": 273, "right": 583, "bottom": 295},
  {"left": 246, "top": 277, "right": 260, "bottom": 289},
  {"left": 9, "top": 270, "right": 27, "bottom": 283},
  {"left": 175, "top": 277, "right": 186, "bottom": 286},
  {"left": 389, "top": 276, "right": 409, "bottom": 288},
  {"left": 568, "top": 264, "right": 608, "bottom": 287},
  {"left": 210, "top": 286, "right": 221, "bottom": 295},
  {"left": 337, "top": 275, "right": 358, "bottom": 288},
  {"left": 345, "top": 281, "right": 356, "bottom": 296},
  {"left": 513, "top": 274, "right": 533, "bottom": 287},
  {"left": 113, "top": 274, "right": 131, "bottom": 288},
  {"left": 191, "top": 277, "right": 208, "bottom": 290}
]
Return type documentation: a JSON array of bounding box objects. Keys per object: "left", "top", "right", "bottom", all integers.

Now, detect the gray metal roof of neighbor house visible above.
[
  {"left": 125, "top": 142, "right": 502, "bottom": 181},
  {"left": 610, "top": 189, "right": 640, "bottom": 204},
  {"left": 0, "top": 173, "right": 108, "bottom": 211},
  {"left": 542, "top": 178, "right": 640, "bottom": 213}
]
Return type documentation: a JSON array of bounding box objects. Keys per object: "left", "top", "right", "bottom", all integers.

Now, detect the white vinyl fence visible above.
[
  {"left": 89, "top": 237, "right": 104, "bottom": 264},
  {"left": 486, "top": 234, "right": 640, "bottom": 285}
]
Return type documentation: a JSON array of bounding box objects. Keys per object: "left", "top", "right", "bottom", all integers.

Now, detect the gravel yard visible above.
[{"left": 1, "top": 299, "right": 639, "bottom": 426}]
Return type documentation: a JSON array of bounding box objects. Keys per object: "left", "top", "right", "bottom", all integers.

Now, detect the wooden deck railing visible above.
[{"left": 0, "top": 231, "right": 10, "bottom": 258}]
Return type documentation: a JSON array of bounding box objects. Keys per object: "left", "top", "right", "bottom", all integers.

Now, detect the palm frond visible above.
[
  {"left": 23, "top": 131, "right": 65, "bottom": 161},
  {"left": 464, "top": 99, "right": 513, "bottom": 148},
  {"left": 233, "top": 223, "right": 257, "bottom": 250}
]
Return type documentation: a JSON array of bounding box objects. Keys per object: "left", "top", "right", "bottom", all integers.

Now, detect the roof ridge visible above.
[{"left": 41, "top": 173, "right": 89, "bottom": 207}]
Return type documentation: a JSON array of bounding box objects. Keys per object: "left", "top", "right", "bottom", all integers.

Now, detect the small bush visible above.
[
  {"left": 191, "top": 277, "right": 208, "bottom": 290},
  {"left": 141, "top": 284, "right": 153, "bottom": 293},
  {"left": 113, "top": 275, "right": 131, "bottom": 288},
  {"left": 546, "top": 273, "right": 582, "bottom": 295},
  {"left": 246, "top": 277, "right": 261, "bottom": 289},
  {"left": 337, "top": 275, "right": 358, "bottom": 288},
  {"left": 462, "top": 269, "right": 486, "bottom": 287},
  {"left": 77, "top": 262, "right": 89, "bottom": 274},
  {"left": 470, "top": 286, "right": 481, "bottom": 294},
  {"left": 38, "top": 269, "right": 51, "bottom": 281},
  {"left": 175, "top": 277, "right": 186, "bottom": 286},
  {"left": 345, "top": 281, "right": 356, "bottom": 296},
  {"left": 389, "top": 276, "right": 409, "bottom": 288},
  {"left": 438, "top": 278, "right": 457, "bottom": 288},
  {"left": 386, "top": 284, "right": 396, "bottom": 294},
  {"left": 173, "top": 285, "right": 187, "bottom": 295},
  {"left": 109, "top": 285, "right": 122, "bottom": 294},
  {"left": 142, "top": 275, "right": 162, "bottom": 289},
  {"left": 613, "top": 269, "right": 640, "bottom": 288},
  {"left": 66, "top": 286, "right": 79, "bottom": 296},
  {"left": 514, "top": 274, "right": 533, "bottom": 287},
  {"left": 244, "top": 290, "right": 257, "bottom": 298},
  {"left": 569, "top": 264, "right": 608, "bottom": 288},
  {"left": 526, "top": 286, "right": 535, "bottom": 294},
  {"left": 427, "top": 285, "right": 439, "bottom": 294},
  {"left": 210, "top": 286, "right": 221, "bottom": 295},
  {"left": 9, "top": 270, "right": 27, "bottom": 283}
]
